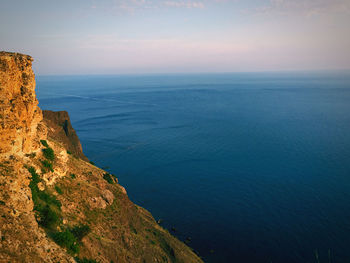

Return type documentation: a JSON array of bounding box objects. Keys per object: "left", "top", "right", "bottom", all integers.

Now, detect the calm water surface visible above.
[{"left": 36, "top": 72, "right": 350, "bottom": 263}]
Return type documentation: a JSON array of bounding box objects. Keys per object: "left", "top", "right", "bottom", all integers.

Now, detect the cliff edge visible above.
[
  {"left": 43, "top": 110, "right": 89, "bottom": 162},
  {"left": 0, "top": 51, "right": 45, "bottom": 156},
  {"left": 0, "top": 52, "right": 203, "bottom": 263}
]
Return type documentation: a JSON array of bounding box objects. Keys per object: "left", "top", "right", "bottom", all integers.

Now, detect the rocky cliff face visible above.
[
  {"left": 0, "top": 51, "right": 45, "bottom": 156},
  {"left": 0, "top": 51, "right": 202, "bottom": 263},
  {"left": 0, "top": 52, "right": 75, "bottom": 263},
  {"left": 43, "top": 110, "right": 89, "bottom": 161}
]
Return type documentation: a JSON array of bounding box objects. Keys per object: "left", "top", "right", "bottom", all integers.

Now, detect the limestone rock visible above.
[
  {"left": 43, "top": 110, "right": 89, "bottom": 161},
  {"left": 0, "top": 51, "right": 45, "bottom": 157},
  {"left": 102, "top": 189, "right": 114, "bottom": 204}
]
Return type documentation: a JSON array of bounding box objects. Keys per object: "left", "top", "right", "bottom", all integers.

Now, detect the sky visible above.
[{"left": 1, "top": 0, "right": 350, "bottom": 75}]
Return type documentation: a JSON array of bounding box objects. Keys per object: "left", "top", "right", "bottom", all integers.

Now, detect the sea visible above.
[{"left": 36, "top": 71, "right": 350, "bottom": 263}]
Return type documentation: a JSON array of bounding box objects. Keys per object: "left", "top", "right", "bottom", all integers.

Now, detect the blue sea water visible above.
[{"left": 36, "top": 72, "right": 350, "bottom": 263}]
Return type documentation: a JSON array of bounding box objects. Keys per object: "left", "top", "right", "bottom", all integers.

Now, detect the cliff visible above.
[
  {"left": 43, "top": 110, "right": 89, "bottom": 162},
  {"left": 0, "top": 51, "right": 45, "bottom": 156},
  {"left": 0, "top": 52, "right": 203, "bottom": 263}
]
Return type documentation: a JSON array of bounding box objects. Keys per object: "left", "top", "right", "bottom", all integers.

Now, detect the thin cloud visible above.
[
  {"left": 254, "top": 0, "right": 350, "bottom": 17},
  {"left": 163, "top": 1, "right": 205, "bottom": 9},
  {"left": 95, "top": 0, "right": 205, "bottom": 13}
]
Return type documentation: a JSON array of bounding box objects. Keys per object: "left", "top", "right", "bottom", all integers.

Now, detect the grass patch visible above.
[
  {"left": 42, "top": 147, "right": 55, "bottom": 161},
  {"left": 103, "top": 173, "right": 114, "bottom": 184},
  {"left": 70, "top": 224, "right": 91, "bottom": 241},
  {"left": 27, "top": 167, "right": 90, "bottom": 256},
  {"left": 40, "top": 140, "right": 49, "bottom": 148},
  {"left": 38, "top": 205, "right": 60, "bottom": 229},
  {"left": 50, "top": 230, "right": 79, "bottom": 254},
  {"left": 50, "top": 224, "right": 91, "bottom": 254},
  {"left": 28, "top": 167, "right": 61, "bottom": 229},
  {"left": 41, "top": 160, "right": 53, "bottom": 172},
  {"left": 55, "top": 185, "right": 63, "bottom": 195}
]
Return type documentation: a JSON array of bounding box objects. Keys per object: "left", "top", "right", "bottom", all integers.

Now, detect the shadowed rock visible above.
[{"left": 43, "top": 110, "right": 89, "bottom": 161}]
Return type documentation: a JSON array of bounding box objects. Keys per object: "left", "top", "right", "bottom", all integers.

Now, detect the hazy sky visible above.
[{"left": 1, "top": 0, "right": 350, "bottom": 74}]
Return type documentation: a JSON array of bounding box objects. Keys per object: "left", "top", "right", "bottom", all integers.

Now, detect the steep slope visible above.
[
  {"left": 0, "top": 51, "right": 203, "bottom": 263},
  {"left": 0, "top": 51, "right": 45, "bottom": 156},
  {"left": 0, "top": 52, "right": 74, "bottom": 262},
  {"left": 43, "top": 110, "right": 89, "bottom": 161}
]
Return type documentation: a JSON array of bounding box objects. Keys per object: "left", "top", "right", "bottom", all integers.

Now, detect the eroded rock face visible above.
[
  {"left": 0, "top": 51, "right": 45, "bottom": 156},
  {"left": 43, "top": 110, "right": 89, "bottom": 161}
]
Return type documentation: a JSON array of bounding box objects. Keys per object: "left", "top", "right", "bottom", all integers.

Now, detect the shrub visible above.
[
  {"left": 89, "top": 161, "right": 95, "bottom": 165},
  {"left": 55, "top": 185, "right": 63, "bottom": 195},
  {"left": 41, "top": 160, "right": 53, "bottom": 172},
  {"left": 38, "top": 205, "right": 60, "bottom": 228},
  {"left": 70, "top": 173, "right": 76, "bottom": 179},
  {"left": 67, "top": 150, "right": 72, "bottom": 155},
  {"left": 70, "top": 224, "right": 91, "bottom": 241},
  {"left": 27, "top": 167, "right": 61, "bottom": 229},
  {"left": 43, "top": 147, "right": 55, "bottom": 161},
  {"left": 103, "top": 173, "right": 114, "bottom": 184},
  {"left": 50, "top": 230, "right": 79, "bottom": 254},
  {"left": 27, "top": 167, "right": 90, "bottom": 256},
  {"left": 37, "top": 189, "right": 61, "bottom": 208},
  {"left": 40, "top": 140, "right": 49, "bottom": 147},
  {"left": 28, "top": 167, "right": 40, "bottom": 185}
]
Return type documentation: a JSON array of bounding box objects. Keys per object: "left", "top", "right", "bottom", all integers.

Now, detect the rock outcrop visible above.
[
  {"left": 0, "top": 51, "right": 203, "bottom": 263},
  {"left": 0, "top": 51, "right": 45, "bottom": 156},
  {"left": 0, "top": 53, "right": 72, "bottom": 262},
  {"left": 43, "top": 110, "right": 89, "bottom": 161}
]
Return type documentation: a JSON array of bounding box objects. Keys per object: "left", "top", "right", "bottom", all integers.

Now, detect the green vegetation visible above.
[
  {"left": 40, "top": 140, "right": 55, "bottom": 171},
  {"left": 70, "top": 173, "right": 76, "bottom": 179},
  {"left": 67, "top": 150, "right": 72, "bottom": 155},
  {"left": 40, "top": 140, "right": 49, "bottom": 148},
  {"left": 89, "top": 161, "right": 95, "bottom": 165},
  {"left": 70, "top": 224, "right": 91, "bottom": 241},
  {"left": 103, "top": 173, "right": 114, "bottom": 184},
  {"left": 27, "top": 167, "right": 61, "bottom": 229},
  {"left": 41, "top": 160, "right": 53, "bottom": 172},
  {"left": 55, "top": 185, "right": 63, "bottom": 194},
  {"left": 49, "top": 224, "right": 90, "bottom": 255},
  {"left": 27, "top": 166, "right": 90, "bottom": 255},
  {"left": 42, "top": 147, "right": 55, "bottom": 161},
  {"left": 39, "top": 205, "right": 60, "bottom": 229},
  {"left": 50, "top": 230, "right": 79, "bottom": 254}
]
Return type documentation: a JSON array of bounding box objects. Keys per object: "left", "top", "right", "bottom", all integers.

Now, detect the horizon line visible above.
[{"left": 36, "top": 68, "right": 350, "bottom": 77}]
